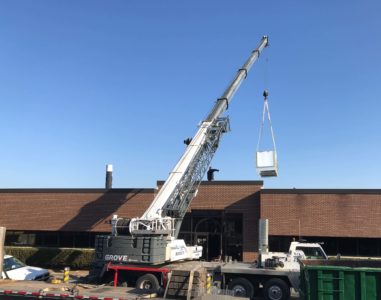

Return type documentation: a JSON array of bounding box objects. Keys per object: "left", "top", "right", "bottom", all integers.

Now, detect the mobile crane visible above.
[{"left": 89, "top": 36, "right": 269, "bottom": 288}]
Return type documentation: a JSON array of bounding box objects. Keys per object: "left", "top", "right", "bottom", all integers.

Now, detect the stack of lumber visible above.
[{"left": 165, "top": 262, "right": 207, "bottom": 299}]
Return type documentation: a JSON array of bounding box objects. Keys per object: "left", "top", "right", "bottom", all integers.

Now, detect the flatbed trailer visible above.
[
  {"left": 0, "top": 280, "right": 160, "bottom": 300},
  {"left": 0, "top": 260, "right": 303, "bottom": 300},
  {"left": 0, "top": 262, "right": 215, "bottom": 300},
  {"left": 99, "top": 260, "right": 300, "bottom": 300},
  {"left": 101, "top": 261, "right": 216, "bottom": 298}
]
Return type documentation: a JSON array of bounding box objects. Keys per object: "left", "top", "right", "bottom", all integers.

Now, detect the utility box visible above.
[
  {"left": 256, "top": 150, "right": 278, "bottom": 177},
  {"left": 300, "top": 259, "right": 381, "bottom": 300}
]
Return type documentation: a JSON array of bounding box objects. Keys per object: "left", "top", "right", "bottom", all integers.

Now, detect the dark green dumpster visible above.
[{"left": 300, "top": 259, "right": 381, "bottom": 300}]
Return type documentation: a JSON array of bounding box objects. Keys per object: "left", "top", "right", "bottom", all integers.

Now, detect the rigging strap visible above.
[{"left": 256, "top": 91, "right": 277, "bottom": 152}]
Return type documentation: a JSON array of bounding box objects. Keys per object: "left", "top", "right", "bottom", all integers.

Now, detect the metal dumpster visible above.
[{"left": 300, "top": 259, "right": 381, "bottom": 300}]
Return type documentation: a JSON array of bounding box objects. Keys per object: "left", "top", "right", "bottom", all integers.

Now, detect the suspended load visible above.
[{"left": 256, "top": 90, "right": 278, "bottom": 177}]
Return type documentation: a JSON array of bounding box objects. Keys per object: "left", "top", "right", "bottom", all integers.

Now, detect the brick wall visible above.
[
  {"left": 189, "top": 181, "right": 262, "bottom": 261},
  {"left": 260, "top": 190, "right": 381, "bottom": 238},
  {"left": 3, "top": 186, "right": 381, "bottom": 261},
  {"left": 0, "top": 189, "right": 154, "bottom": 232},
  {"left": 0, "top": 181, "right": 262, "bottom": 262}
]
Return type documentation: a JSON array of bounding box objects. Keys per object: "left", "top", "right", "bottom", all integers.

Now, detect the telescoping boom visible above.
[
  {"left": 129, "top": 36, "right": 269, "bottom": 237},
  {"left": 106, "top": 36, "right": 269, "bottom": 264}
]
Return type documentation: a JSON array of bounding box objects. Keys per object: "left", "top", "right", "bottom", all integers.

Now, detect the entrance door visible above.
[
  {"left": 194, "top": 217, "right": 222, "bottom": 261},
  {"left": 208, "top": 233, "right": 221, "bottom": 260},
  {"left": 195, "top": 233, "right": 221, "bottom": 261}
]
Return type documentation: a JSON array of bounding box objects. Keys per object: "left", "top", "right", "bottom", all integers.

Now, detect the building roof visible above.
[
  {"left": 0, "top": 188, "right": 155, "bottom": 193},
  {"left": 261, "top": 188, "right": 381, "bottom": 194}
]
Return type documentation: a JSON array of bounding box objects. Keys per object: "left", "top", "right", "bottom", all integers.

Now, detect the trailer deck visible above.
[{"left": 0, "top": 280, "right": 159, "bottom": 300}]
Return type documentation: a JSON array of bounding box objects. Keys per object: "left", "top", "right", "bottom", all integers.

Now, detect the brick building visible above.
[
  {"left": 1, "top": 181, "right": 381, "bottom": 261},
  {"left": 261, "top": 189, "right": 381, "bottom": 257}
]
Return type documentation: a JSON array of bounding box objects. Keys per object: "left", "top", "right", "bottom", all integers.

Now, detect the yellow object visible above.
[
  {"left": 140, "top": 293, "right": 158, "bottom": 298},
  {"left": 63, "top": 267, "right": 70, "bottom": 283},
  {"left": 51, "top": 278, "right": 61, "bottom": 284},
  {"left": 206, "top": 273, "right": 212, "bottom": 294}
]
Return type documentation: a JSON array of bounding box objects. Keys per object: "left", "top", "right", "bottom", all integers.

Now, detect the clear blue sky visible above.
[{"left": 1, "top": 1, "right": 380, "bottom": 189}]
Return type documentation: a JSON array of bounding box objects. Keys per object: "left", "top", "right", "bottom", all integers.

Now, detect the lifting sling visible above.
[{"left": 256, "top": 90, "right": 278, "bottom": 177}]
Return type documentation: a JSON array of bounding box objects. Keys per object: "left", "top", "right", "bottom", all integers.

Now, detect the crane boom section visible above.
[
  {"left": 206, "top": 36, "right": 268, "bottom": 122},
  {"left": 129, "top": 36, "right": 268, "bottom": 238},
  {"left": 141, "top": 121, "right": 212, "bottom": 220}
]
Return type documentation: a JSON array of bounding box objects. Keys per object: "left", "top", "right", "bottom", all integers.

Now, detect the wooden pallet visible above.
[{"left": 164, "top": 262, "right": 207, "bottom": 299}]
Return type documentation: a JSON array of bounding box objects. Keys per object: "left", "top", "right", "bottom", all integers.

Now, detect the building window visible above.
[
  {"left": 179, "top": 211, "right": 243, "bottom": 261},
  {"left": 5, "top": 231, "right": 103, "bottom": 248},
  {"left": 224, "top": 214, "right": 243, "bottom": 261},
  {"left": 358, "top": 238, "right": 379, "bottom": 256},
  {"left": 269, "top": 236, "right": 293, "bottom": 252},
  {"left": 5, "top": 231, "right": 35, "bottom": 246},
  {"left": 59, "top": 232, "right": 75, "bottom": 248},
  {"left": 337, "top": 238, "right": 357, "bottom": 256},
  {"left": 74, "top": 232, "right": 91, "bottom": 248}
]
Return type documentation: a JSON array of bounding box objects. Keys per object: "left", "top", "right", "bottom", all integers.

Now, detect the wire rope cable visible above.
[{"left": 256, "top": 90, "right": 277, "bottom": 153}]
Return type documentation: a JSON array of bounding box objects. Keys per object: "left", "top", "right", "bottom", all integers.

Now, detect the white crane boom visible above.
[{"left": 128, "top": 36, "right": 269, "bottom": 240}]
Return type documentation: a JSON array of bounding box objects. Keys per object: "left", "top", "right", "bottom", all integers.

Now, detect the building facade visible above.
[
  {"left": 261, "top": 189, "right": 381, "bottom": 257},
  {"left": 1, "top": 182, "right": 381, "bottom": 261}
]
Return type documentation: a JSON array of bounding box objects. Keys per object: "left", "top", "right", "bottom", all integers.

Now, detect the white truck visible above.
[
  {"left": 220, "top": 240, "right": 328, "bottom": 300},
  {"left": 2, "top": 255, "right": 50, "bottom": 281}
]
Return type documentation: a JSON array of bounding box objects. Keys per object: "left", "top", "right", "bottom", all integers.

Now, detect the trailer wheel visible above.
[
  {"left": 228, "top": 277, "right": 255, "bottom": 299},
  {"left": 136, "top": 273, "right": 160, "bottom": 293},
  {"left": 263, "top": 278, "right": 290, "bottom": 300}
]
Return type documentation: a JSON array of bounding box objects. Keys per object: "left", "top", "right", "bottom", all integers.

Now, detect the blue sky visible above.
[{"left": 1, "top": 1, "right": 380, "bottom": 189}]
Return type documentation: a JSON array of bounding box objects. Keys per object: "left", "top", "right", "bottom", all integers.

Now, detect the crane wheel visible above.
[
  {"left": 136, "top": 273, "right": 160, "bottom": 293},
  {"left": 228, "top": 277, "right": 255, "bottom": 299},
  {"left": 263, "top": 278, "right": 290, "bottom": 300}
]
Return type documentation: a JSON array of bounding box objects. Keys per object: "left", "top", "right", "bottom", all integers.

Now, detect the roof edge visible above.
[
  {"left": 157, "top": 180, "right": 264, "bottom": 186},
  {"left": 261, "top": 189, "right": 381, "bottom": 195},
  {"left": 0, "top": 188, "right": 155, "bottom": 193}
]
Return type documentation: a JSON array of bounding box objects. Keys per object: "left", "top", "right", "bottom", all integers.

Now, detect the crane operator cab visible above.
[{"left": 256, "top": 90, "right": 278, "bottom": 177}]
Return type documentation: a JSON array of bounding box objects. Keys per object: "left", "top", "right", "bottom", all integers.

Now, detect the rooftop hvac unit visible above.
[{"left": 256, "top": 150, "right": 278, "bottom": 177}]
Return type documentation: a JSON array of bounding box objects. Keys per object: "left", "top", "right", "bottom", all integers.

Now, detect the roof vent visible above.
[{"left": 105, "top": 164, "right": 113, "bottom": 189}]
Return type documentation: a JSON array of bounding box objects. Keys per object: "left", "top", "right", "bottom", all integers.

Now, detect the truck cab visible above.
[
  {"left": 260, "top": 241, "right": 327, "bottom": 269},
  {"left": 289, "top": 241, "right": 328, "bottom": 260},
  {"left": 223, "top": 241, "right": 328, "bottom": 300}
]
